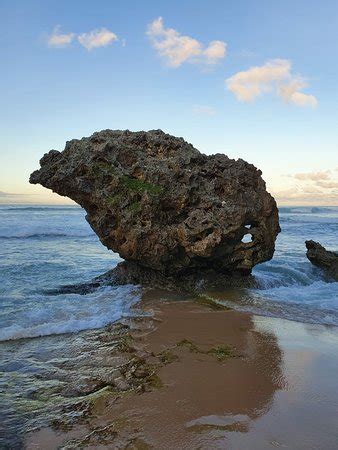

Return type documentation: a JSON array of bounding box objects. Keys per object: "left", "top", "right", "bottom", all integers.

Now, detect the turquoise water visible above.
[{"left": 0, "top": 205, "right": 337, "bottom": 340}]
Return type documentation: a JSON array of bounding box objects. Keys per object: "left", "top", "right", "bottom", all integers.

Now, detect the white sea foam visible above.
[
  {"left": 0, "top": 285, "right": 142, "bottom": 341},
  {"left": 252, "top": 280, "right": 338, "bottom": 309}
]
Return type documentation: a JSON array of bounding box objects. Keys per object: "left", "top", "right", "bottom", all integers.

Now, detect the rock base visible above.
[{"left": 94, "top": 261, "right": 258, "bottom": 292}]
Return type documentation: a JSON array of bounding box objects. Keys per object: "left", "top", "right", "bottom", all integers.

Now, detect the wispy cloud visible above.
[
  {"left": 147, "top": 17, "right": 226, "bottom": 68},
  {"left": 294, "top": 171, "right": 331, "bottom": 181},
  {"left": 193, "top": 105, "right": 217, "bottom": 116},
  {"left": 47, "top": 26, "right": 74, "bottom": 48},
  {"left": 225, "top": 59, "right": 317, "bottom": 107},
  {"left": 316, "top": 181, "right": 338, "bottom": 189},
  {"left": 0, "top": 190, "right": 24, "bottom": 198},
  {"left": 275, "top": 169, "right": 338, "bottom": 204},
  {"left": 78, "top": 28, "right": 118, "bottom": 50},
  {"left": 272, "top": 186, "right": 338, "bottom": 205},
  {"left": 0, "top": 191, "right": 31, "bottom": 202}
]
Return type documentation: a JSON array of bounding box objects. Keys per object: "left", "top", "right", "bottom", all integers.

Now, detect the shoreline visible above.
[{"left": 23, "top": 292, "right": 338, "bottom": 450}]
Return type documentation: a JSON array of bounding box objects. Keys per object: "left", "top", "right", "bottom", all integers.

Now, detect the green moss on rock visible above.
[{"left": 121, "top": 176, "right": 163, "bottom": 196}]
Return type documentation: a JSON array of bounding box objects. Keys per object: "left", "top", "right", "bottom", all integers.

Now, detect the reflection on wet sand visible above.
[
  {"left": 25, "top": 298, "right": 285, "bottom": 449},
  {"left": 101, "top": 301, "right": 284, "bottom": 449}
]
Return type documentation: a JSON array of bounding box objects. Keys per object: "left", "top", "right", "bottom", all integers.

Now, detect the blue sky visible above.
[{"left": 1, "top": 0, "right": 337, "bottom": 205}]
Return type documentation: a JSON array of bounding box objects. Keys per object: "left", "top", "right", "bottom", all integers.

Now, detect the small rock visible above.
[
  {"left": 305, "top": 240, "right": 338, "bottom": 280},
  {"left": 114, "top": 377, "right": 130, "bottom": 391}
]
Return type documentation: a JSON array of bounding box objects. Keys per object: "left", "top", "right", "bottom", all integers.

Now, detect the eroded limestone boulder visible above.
[{"left": 30, "top": 130, "right": 280, "bottom": 278}]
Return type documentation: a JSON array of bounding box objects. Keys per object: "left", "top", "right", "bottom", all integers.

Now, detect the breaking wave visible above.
[{"left": 0, "top": 285, "right": 142, "bottom": 341}]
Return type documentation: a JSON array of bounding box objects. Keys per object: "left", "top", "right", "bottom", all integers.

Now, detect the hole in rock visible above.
[
  {"left": 241, "top": 233, "right": 253, "bottom": 244},
  {"left": 244, "top": 221, "right": 258, "bottom": 230}
]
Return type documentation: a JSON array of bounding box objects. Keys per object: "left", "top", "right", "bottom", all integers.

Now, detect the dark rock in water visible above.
[
  {"left": 43, "top": 282, "right": 101, "bottom": 296},
  {"left": 94, "top": 261, "right": 259, "bottom": 291},
  {"left": 30, "top": 129, "right": 280, "bottom": 285},
  {"left": 305, "top": 240, "right": 338, "bottom": 281}
]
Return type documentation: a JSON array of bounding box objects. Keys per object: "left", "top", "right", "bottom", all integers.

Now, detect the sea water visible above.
[
  {"left": 0, "top": 205, "right": 141, "bottom": 341},
  {"left": 0, "top": 205, "right": 337, "bottom": 342}
]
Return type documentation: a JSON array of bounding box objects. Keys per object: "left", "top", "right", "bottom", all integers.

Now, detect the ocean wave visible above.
[
  {"left": 211, "top": 280, "right": 338, "bottom": 326},
  {"left": 0, "top": 285, "right": 142, "bottom": 341},
  {"left": 253, "top": 280, "right": 338, "bottom": 307},
  {"left": 248, "top": 281, "right": 338, "bottom": 326},
  {"left": 253, "top": 261, "right": 324, "bottom": 289}
]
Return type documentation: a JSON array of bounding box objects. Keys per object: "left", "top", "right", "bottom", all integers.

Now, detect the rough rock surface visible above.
[
  {"left": 30, "top": 129, "right": 280, "bottom": 281},
  {"left": 305, "top": 240, "right": 338, "bottom": 281}
]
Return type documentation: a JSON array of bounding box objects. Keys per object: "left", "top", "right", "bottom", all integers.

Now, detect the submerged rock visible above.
[
  {"left": 305, "top": 240, "right": 338, "bottom": 281},
  {"left": 30, "top": 129, "right": 279, "bottom": 283}
]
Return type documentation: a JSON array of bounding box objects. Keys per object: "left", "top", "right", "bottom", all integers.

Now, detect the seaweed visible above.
[
  {"left": 177, "top": 339, "right": 236, "bottom": 362},
  {"left": 177, "top": 339, "right": 201, "bottom": 353},
  {"left": 195, "top": 294, "right": 231, "bottom": 311},
  {"left": 157, "top": 350, "right": 179, "bottom": 365},
  {"left": 207, "top": 345, "right": 234, "bottom": 361}
]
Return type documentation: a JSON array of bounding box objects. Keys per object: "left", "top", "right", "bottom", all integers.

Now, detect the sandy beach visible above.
[{"left": 24, "top": 293, "right": 338, "bottom": 450}]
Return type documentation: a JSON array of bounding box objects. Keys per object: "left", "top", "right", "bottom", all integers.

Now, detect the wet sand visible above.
[{"left": 25, "top": 294, "right": 338, "bottom": 450}]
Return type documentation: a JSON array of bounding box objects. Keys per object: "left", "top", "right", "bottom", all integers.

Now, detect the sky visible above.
[{"left": 1, "top": 0, "right": 338, "bottom": 206}]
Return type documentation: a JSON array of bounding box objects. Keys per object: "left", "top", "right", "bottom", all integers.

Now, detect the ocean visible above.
[
  {"left": 0, "top": 204, "right": 338, "bottom": 448},
  {"left": 0, "top": 204, "right": 337, "bottom": 343}
]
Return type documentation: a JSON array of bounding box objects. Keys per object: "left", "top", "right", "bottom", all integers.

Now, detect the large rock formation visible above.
[
  {"left": 305, "top": 240, "right": 338, "bottom": 281},
  {"left": 30, "top": 130, "right": 280, "bottom": 283}
]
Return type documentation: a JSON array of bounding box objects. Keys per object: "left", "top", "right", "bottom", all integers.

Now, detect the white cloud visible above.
[
  {"left": 193, "top": 105, "right": 217, "bottom": 116},
  {"left": 203, "top": 40, "right": 227, "bottom": 65},
  {"left": 294, "top": 170, "right": 331, "bottom": 181},
  {"left": 147, "top": 17, "right": 226, "bottom": 67},
  {"left": 78, "top": 28, "right": 118, "bottom": 50},
  {"left": 225, "top": 59, "right": 317, "bottom": 107},
  {"left": 278, "top": 79, "right": 317, "bottom": 108},
  {"left": 48, "top": 26, "right": 74, "bottom": 47},
  {"left": 226, "top": 59, "right": 290, "bottom": 101}
]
